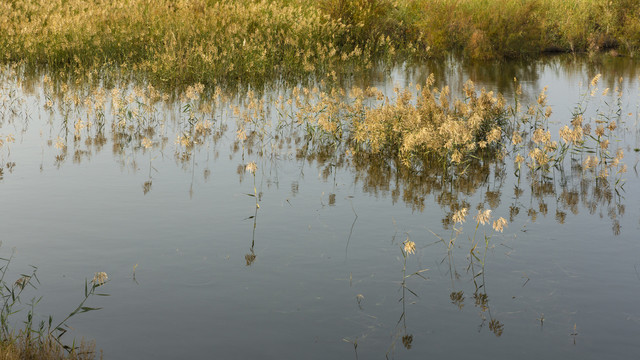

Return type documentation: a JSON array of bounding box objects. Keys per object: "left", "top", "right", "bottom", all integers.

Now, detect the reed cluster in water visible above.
[
  {"left": 284, "top": 73, "right": 627, "bottom": 184},
  {"left": 2, "top": 63, "right": 628, "bottom": 188}
]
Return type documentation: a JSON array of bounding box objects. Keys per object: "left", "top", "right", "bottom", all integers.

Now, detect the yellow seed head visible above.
[
  {"left": 492, "top": 217, "right": 508, "bottom": 232},
  {"left": 246, "top": 162, "right": 257, "bottom": 174},
  {"left": 515, "top": 154, "right": 524, "bottom": 164},
  {"left": 452, "top": 208, "right": 469, "bottom": 224},
  {"left": 475, "top": 209, "right": 492, "bottom": 226},
  {"left": 511, "top": 131, "right": 523, "bottom": 145},
  {"left": 54, "top": 136, "right": 65, "bottom": 150},
  {"left": 92, "top": 272, "right": 108, "bottom": 286},
  {"left": 403, "top": 240, "right": 416, "bottom": 255}
]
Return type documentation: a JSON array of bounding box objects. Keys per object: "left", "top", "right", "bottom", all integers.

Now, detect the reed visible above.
[{"left": 0, "top": 248, "right": 107, "bottom": 359}]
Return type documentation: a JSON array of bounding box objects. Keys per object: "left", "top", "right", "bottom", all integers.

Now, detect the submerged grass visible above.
[{"left": 2, "top": 0, "right": 640, "bottom": 87}]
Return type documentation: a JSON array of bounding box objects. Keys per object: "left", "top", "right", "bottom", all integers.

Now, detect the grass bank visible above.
[
  {"left": 418, "top": 0, "right": 640, "bottom": 59},
  {"left": 0, "top": 0, "right": 425, "bottom": 87},
  {"left": 2, "top": 0, "right": 639, "bottom": 87}
]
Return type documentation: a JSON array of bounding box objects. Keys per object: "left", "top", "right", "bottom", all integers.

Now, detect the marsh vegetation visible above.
[
  {"left": 0, "top": 248, "right": 107, "bottom": 359},
  {"left": 2, "top": 0, "right": 640, "bottom": 87},
  {"left": 1, "top": 1, "right": 640, "bottom": 359}
]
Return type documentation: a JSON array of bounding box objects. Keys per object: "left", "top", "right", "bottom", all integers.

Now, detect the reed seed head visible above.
[
  {"left": 452, "top": 208, "right": 468, "bottom": 224},
  {"left": 492, "top": 217, "right": 508, "bottom": 232},
  {"left": 403, "top": 240, "right": 416, "bottom": 255},
  {"left": 92, "top": 272, "right": 108, "bottom": 286},
  {"left": 245, "top": 162, "right": 257, "bottom": 174},
  {"left": 475, "top": 209, "right": 492, "bottom": 225}
]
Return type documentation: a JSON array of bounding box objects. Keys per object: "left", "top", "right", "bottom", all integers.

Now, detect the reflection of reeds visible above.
[
  {"left": 432, "top": 204, "right": 508, "bottom": 337},
  {"left": 2, "top": 67, "right": 633, "bottom": 234}
]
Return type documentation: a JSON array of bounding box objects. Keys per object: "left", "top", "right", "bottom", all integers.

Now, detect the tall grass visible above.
[
  {"left": 2, "top": 0, "right": 639, "bottom": 87},
  {"left": 418, "top": 0, "right": 640, "bottom": 58},
  {"left": 0, "top": 0, "right": 426, "bottom": 87}
]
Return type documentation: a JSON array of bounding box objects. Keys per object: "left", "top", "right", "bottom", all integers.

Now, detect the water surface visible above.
[{"left": 1, "top": 55, "right": 639, "bottom": 359}]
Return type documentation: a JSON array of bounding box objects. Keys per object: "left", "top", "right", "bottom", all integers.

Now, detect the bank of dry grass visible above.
[
  {"left": 0, "top": 0, "right": 426, "bottom": 87},
  {"left": 418, "top": 0, "right": 640, "bottom": 59},
  {"left": 0, "top": 340, "right": 97, "bottom": 360},
  {"left": 2, "top": 0, "right": 639, "bottom": 86}
]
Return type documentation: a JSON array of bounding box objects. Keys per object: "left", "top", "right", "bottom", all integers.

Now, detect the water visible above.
[{"left": 1, "top": 55, "right": 639, "bottom": 359}]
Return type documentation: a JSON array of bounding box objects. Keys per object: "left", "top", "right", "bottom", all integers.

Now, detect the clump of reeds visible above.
[
  {"left": 31, "top": 65, "right": 629, "bottom": 188},
  {"left": 350, "top": 77, "right": 507, "bottom": 167},
  {"left": 289, "top": 74, "right": 508, "bottom": 170},
  {"left": 510, "top": 74, "right": 627, "bottom": 185},
  {"left": 0, "top": 249, "right": 107, "bottom": 359}
]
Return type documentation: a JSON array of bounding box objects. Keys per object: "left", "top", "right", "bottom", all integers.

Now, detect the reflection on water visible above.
[
  {"left": 1, "top": 57, "right": 640, "bottom": 359},
  {"left": 402, "top": 53, "right": 640, "bottom": 101}
]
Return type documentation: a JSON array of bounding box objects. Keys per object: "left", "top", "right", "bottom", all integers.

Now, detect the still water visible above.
[{"left": 1, "top": 55, "right": 639, "bottom": 359}]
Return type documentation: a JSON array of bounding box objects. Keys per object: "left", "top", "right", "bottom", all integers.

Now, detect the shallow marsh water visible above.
[{"left": 1, "top": 55, "right": 640, "bottom": 359}]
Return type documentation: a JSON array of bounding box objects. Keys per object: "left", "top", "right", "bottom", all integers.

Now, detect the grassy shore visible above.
[
  {"left": 0, "top": 340, "right": 97, "bottom": 360},
  {"left": 0, "top": 0, "right": 426, "bottom": 87},
  {"left": 418, "top": 0, "right": 640, "bottom": 59},
  {"left": 1, "top": 0, "right": 639, "bottom": 87}
]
